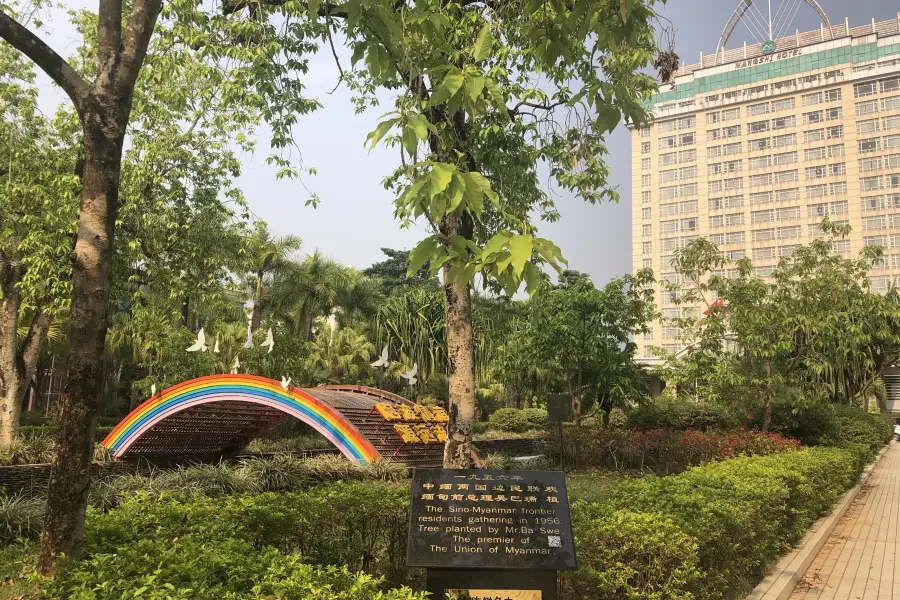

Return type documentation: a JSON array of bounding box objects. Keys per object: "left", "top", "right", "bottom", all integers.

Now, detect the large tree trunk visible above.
[
  {"left": 38, "top": 120, "right": 124, "bottom": 573},
  {"left": 442, "top": 232, "right": 476, "bottom": 469},
  {"left": 0, "top": 257, "right": 25, "bottom": 446}
]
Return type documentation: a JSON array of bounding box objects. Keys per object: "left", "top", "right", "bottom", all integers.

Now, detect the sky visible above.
[{"left": 29, "top": 0, "right": 900, "bottom": 285}]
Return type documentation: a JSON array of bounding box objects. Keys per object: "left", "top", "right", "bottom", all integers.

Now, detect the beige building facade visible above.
[{"left": 633, "top": 16, "right": 900, "bottom": 361}]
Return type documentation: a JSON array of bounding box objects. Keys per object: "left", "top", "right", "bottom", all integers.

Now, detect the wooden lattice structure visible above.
[{"left": 102, "top": 375, "right": 448, "bottom": 466}]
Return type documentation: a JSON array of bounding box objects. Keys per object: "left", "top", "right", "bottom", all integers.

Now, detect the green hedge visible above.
[
  {"left": 562, "top": 447, "right": 861, "bottom": 599},
  {"left": 626, "top": 399, "right": 739, "bottom": 431},
  {"left": 42, "top": 483, "right": 420, "bottom": 599},
  {"left": 488, "top": 408, "right": 531, "bottom": 432}
]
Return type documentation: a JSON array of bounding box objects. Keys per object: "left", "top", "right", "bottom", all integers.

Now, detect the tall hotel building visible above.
[{"left": 632, "top": 14, "right": 900, "bottom": 361}]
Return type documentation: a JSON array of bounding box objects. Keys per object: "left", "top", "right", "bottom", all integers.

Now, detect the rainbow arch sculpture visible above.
[{"left": 103, "top": 374, "right": 381, "bottom": 464}]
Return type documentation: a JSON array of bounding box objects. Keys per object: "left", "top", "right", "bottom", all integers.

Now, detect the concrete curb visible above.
[{"left": 745, "top": 443, "right": 891, "bottom": 600}]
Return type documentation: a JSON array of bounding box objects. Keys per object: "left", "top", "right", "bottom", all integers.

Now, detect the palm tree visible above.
[
  {"left": 336, "top": 269, "right": 383, "bottom": 330},
  {"left": 245, "top": 222, "right": 302, "bottom": 332},
  {"left": 305, "top": 326, "right": 374, "bottom": 383},
  {"left": 272, "top": 250, "right": 350, "bottom": 341}
]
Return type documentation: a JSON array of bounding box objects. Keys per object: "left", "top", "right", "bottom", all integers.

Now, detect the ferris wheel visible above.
[{"left": 717, "top": 0, "right": 832, "bottom": 60}]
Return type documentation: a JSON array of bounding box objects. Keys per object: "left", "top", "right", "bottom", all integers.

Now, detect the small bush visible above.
[
  {"left": 522, "top": 408, "right": 549, "bottom": 428},
  {"left": 548, "top": 426, "right": 800, "bottom": 474},
  {"left": 587, "top": 447, "right": 860, "bottom": 598},
  {"left": 489, "top": 408, "right": 530, "bottom": 432},
  {"left": 472, "top": 420, "right": 489, "bottom": 434},
  {"left": 0, "top": 435, "right": 55, "bottom": 466},
  {"left": 562, "top": 508, "right": 701, "bottom": 599},
  {"left": 0, "top": 493, "right": 43, "bottom": 543},
  {"left": 626, "top": 399, "right": 738, "bottom": 431}
]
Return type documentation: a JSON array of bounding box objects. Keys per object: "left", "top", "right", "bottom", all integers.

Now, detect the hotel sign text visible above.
[{"left": 734, "top": 48, "right": 802, "bottom": 70}]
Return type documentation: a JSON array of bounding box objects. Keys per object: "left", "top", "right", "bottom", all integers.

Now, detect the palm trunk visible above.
[
  {"left": 38, "top": 122, "right": 124, "bottom": 573},
  {"left": 442, "top": 239, "right": 476, "bottom": 468}
]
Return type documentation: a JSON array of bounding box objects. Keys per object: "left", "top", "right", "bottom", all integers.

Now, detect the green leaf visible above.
[
  {"left": 472, "top": 24, "right": 493, "bottom": 62},
  {"left": 465, "top": 75, "right": 485, "bottom": 103},
  {"left": 443, "top": 71, "right": 465, "bottom": 98},
  {"left": 402, "top": 126, "right": 418, "bottom": 156},
  {"left": 447, "top": 174, "right": 466, "bottom": 212},
  {"left": 509, "top": 234, "right": 533, "bottom": 277},
  {"left": 365, "top": 46, "right": 382, "bottom": 78},
  {"left": 308, "top": 0, "right": 320, "bottom": 19},
  {"left": 523, "top": 262, "right": 542, "bottom": 295},
  {"left": 350, "top": 44, "right": 366, "bottom": 67},
  {"left": 408, "top": 237, "right": 439, "bottom": 276},
  {"left": 408, "top": 113, "right": 429, "bottom": 140},
  {"left": 365, "top": 118, "right": 397, "bottom": 150},
  {"left": 429, "top": 163, "right": 455, "bottom": 198}
]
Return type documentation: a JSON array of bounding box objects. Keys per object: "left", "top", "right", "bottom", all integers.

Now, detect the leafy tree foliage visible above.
[
  {"left": 661, "top": 223, "right": 900, "bottom": 429},
  {"left": 362, "top": 248, "right": 438, "bottom": 295},
  {"left": 519, "top": 270, "right": 656, "bottom": 424}
]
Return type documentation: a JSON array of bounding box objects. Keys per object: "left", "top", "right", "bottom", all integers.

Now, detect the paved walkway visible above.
[{"left": 791, "top": 442, "right": 900, "bottom": 599}]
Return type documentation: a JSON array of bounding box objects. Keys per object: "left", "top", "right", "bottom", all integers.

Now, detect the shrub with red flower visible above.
[{"left": 550, "top": 426, "right": 800, "bottom": 475}]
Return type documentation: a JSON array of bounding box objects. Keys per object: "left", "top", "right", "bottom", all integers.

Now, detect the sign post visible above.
[
  {"left": 546, "top": 395, "right": 572, "bottom": 473},
  {"left": 407, "top": 468, "right": 576, "bottom": 600}
]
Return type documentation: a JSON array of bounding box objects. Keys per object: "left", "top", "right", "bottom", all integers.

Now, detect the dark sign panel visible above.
[
  {"left": 546, "top": 395, "right": 571, "bottom": 423},
  {"left": 407, "top": 469, "right": 576, "bottom": 570}
]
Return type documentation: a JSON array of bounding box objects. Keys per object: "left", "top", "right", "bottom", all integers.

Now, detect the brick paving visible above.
[{"left": 791, "top": 442, "right": 900, "bottom": 599}]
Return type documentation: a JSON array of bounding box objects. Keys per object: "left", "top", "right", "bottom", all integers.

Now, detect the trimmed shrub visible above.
[
  {"left": 548, "top": 426, "right": 800, "bottom": 474},
  {"left": 626, "top": 399, "right": 738, "bottom": 431},
  {"left": 575, "top": 447, "right": 861, "bottom": 599},
  {"left": 562, "top": 508, "right": 701, "bottom": 599},
  {"left": 472, "top": 420, "right": 489, "bottom": 434},
  {"left": 489, "top": 408, "right": 530, "bottom": 433},
  {"left": 522, "top": 408, "right": 549, "bottom": 428}
]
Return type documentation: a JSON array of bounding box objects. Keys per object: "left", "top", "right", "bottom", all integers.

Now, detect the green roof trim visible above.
[{"left": 644, "top": 41, "right": 900, "bottom": 109}]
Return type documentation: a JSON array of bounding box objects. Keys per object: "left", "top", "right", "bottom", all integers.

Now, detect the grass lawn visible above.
[
  {"left": 0, "top": 542, "right": 36, "bottom": 599},
  {"left": 565, "top": 469, "right": 627, "bottom": 503}
]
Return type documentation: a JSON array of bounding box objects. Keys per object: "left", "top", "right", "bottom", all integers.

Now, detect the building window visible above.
[
  {"left": 723, "top": 126, "right": 741, "bottom": 139},
  {"left": 726, "top": 249, "right": 745, "bottom": 261},
  {"left": 806, "top": 166, "right": 827, "bottom": 179},
  {"left": 825, "top": 89, "right": 842, "bottom": 102},
  {"left": 644, "top": 174, "right": 654, "bottom": 185},
  {"left": 775, "top": 170, "right": 797, "bottom": 183},
  {"left": 680, "top": 149, "right": 697, "bottom": 162},
  {"left": 805, "top": 147, "right": 825, "bottom": 161},
  {"left": 857, "top": 119, "right": 880, "bottom": 134},
  {"left": 679, "top": 133, "right": 695, "bottom": 146},
  {"left": 707, "top": 112, "right": 720, "bottom": 124},
  {"left": 709, "top": 180, "right": 723, "bottom": 193},
  {"left": 860, "top": 157, "right": 883, "bottom": 173},
  {"left": 725, "top": 212, "right": 744, "bottom": 226},
  {"left": 829, "top": 163, "right": 845, "bottom": 176},
  {"left": 725, "top": 195, "right": 744, "bottom": 208},
  {"left": 861, "top": 196, "right": 885, "bottom": 212},
  {"left": 776, "top": 226, "right": 801, "bottom": 239},
  {"left": 861, "top": 176, "right": 884, "bottom": 191},
  {"left": 831, "top": 181, "right": 848, "bottom": 195},
  {"left": 881, "top": 77, "right": 900, "bottom": 93},
  {"left": 755, "top": 266, "right": 775, "bottom": 278},
  {"left": 723, "top": 142, "right": 742, "bottom": 156},
  {"left": 776, "top": 188, "right": 800, "bottom": 202},
  {"left": 748, "top": 138, "right": 771, "bottom": 151},
  {"left": 708, "top": 163, "right": 722, "bottom": 176},
  {"left": 889, "top": 155, "right": 900, "bottom": 170},
  {"left": 751, "top": 209, "right": 774, "bottom": 223},
  {"left": 709, "top": 197, "right": 723, "bottom": 210},
  {"left": 641, "top": 158, "right": 651, "bottom": 170},
  {"left": 709, "top": 215, "right": 724, "bottom": 228},
  {"left": 750, "top": 155, "right": 772, "bottom": 169},
  {"left": 773, "top": 133, "right": 796, "bottom": 147},
  {"left": 748, "top": 102, "right": 769, "bottom": 117},
  {"left": 804, "top": 129, "right": 824, "bottom": 143},
  {"left": 777, "top": 206, "right": 800, "bottom": 220},
  {"left": 856, "top": 99, "right": 879, "bottom": 115},
  {"left": 828, "top": 144, "right": 844, "bottom": 158},
  {"left": 859, "top": 138, "right": 881, "bottom": 153},
  {"left": 750, "top": 191, "right": 772, "bottom": 204},
  {"left": 772, "top": 116, "right": 795, "bottom": 130},
  {"left": 753, "top": 247, "right": 776, "bottom": 260},
  {"left": 779, "top": 245, "right": 799, "bottom": 257},
  {"left": 749, "top": 120, "right": 770, "bottom": 134},
  {"left": 883, "top": 96, "right": 900, "bottom": 111},
  {"left": 722, "top": 108, "right": 740, "bottom": 121},
  {"left": 826, "top": 125, "right": 843, "bottom": 139},
  {"left": 752, "top": 228, "right": 775, "bottom": 242},
  {"left": 854, "top": 81, "right": 877, "bottom": 98},
  {"left": 658, "top": 136, "right": 676, "bottom": 150},
  {"left": 750, "top": 173, "right": 772, "bottom": 187},
  {"left": 773, "top": 97, "right": 796, "bottom": 111},
  {"left": 642, "top": 224, "right": 652, "bottom": 236},
  {"left": 807, "top": 184, "right": 828, "bottom": 198},
  {"left": 808, "top": 203, "right": 828, "bottom": 217},
  {"left": 642, "top": 207, "right": 651, "bottom": 219},
  {"left": 640, "top": 126, "right": 650, "bottom": 137},
  {"left": 825, "top": 107, "right": 842, "bottom": 120},
  {"left": 725, "top": 231, "right": 745, "bottom": 244},
  {"left": 641, "top": 141, "right": 650, "bottom": 153},
  {"left": 641, "top": 190, "right": 651, "bottom": 204},
  {"left": 642, "top": 241, "right": 652, "bottom": 254},
  {"left": 724, "top": 178, "right": 742, "bottom": 190},
  {"left": 707, "top": 146, "right": 722, "bottom": 158},
  {"left": 802, "top": 92, "right": 822, "bottom": 106},
  {"left": 863, "top": 216, "right": 887, "bottom": 231},
  {"left": 804, "top": 111, "right": 823, "bottom": 125},
  {"left": 883, "top": 116, "right": 900, "bottom": 131},
  {"left": 886, "top": 134, "right": 900, "bottom": 150},
  {"left": 833, "top": 239, "right": 850, "bottom": 253}
]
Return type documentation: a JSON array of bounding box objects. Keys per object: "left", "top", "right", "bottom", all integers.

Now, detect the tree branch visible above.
[
  {"left": 325, "top": 18, "right": 345, "bottom": 95},
  {"left": 119, "top": 0, "right": 163, "bottom": 90},
  {"left": 0, "top": 10, "right": 89, "bottom": 110},
  {"left": 97, "top": 0, "right": 123, "bottom": 69},
  {"left": 222, "top": 0, "right": 348, "bottom": 18}
]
